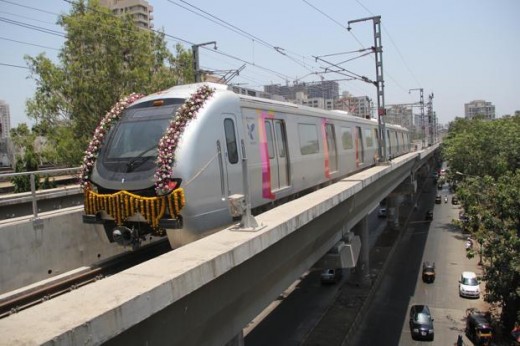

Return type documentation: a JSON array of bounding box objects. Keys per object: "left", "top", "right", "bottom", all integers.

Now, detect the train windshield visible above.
[{"left": 105, "top": 101, "right": 183, "bottom": 161}]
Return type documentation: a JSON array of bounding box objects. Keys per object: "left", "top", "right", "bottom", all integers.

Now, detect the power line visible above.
[
  {"left": 0, "top": 16, "right": 65, "bottom": 37},
  {"left": 167, "top": 0, "right": 321, "bottom": 75},
  {"left": 354, "top": 0, "right": 422, "bottom": 88},
  {"left": 0, "top": 36, "right": 60, "bottom": 51},
  {"left": 0, "top": 0, "right": 59, "bottom": 16},
  {"left": 0, "top": 62, "right": 29, "bottom": 69}
]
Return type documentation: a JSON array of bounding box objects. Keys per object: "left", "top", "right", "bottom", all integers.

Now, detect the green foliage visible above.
[
  {"left": 444, "top": 117, "right": 520, "bottom": 180},
  {"left": 10, "top": 148, "right": 40, "bottom": 193},
  {"left": 24, "top": 0, "right": 194, "bottom": 166},
  {"left": 443, "top": 116, "right": 520, "bottom": 332}
]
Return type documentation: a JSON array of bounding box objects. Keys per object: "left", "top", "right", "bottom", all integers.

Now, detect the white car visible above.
[{"left": 459, "top": 271, "right": 480, "bottom": 298}]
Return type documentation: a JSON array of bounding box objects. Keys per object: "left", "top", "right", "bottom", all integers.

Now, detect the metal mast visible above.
[
  {"left": 427, "top": 93, "right": 434, "bottom": 146},
  {"left": 348, "top": 16, "right": 387, "bottom": 162},
  {"left": 192, "top": 41, "right": 217, "bottom": 83},
  {"left": 409, "top": 88, "right": 425, "bottom": 147}
]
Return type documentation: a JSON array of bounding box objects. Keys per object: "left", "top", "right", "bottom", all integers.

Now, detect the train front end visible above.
[{"left": 81, "top": 85, "right": 215, "bottom": 249}]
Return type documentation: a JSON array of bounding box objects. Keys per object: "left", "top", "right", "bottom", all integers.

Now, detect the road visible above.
[
  {"left": 244, "top": 208, "right": 388, "bottom": 346},
  {"left": 349, "top": 182, "right": 488, "bottom": 345}
]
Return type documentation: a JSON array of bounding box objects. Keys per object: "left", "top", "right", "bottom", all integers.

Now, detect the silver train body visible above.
[{"left": 84, "top": 83, "right": 410, "bottom": 248}]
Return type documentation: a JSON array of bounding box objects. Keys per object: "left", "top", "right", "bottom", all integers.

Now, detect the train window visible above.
[
  {"left": 224, "top": 118, "right": 239, "bottom": 164},
  {"left": 275, "top": 120, "right": 287, "bottom": 158},
  {"left": 265, "top": 121, "right": 275, "bottom": 159},
  {"left": 298, "top": 123, "right": 319, "bottom": 155},
  {"left": 365, "top": 129, "right": 374, "bottom": 147},
  {"left": 325, "top": 123, "right": 338, "bottom": 172},
  {"left": 106, "top": 118, "right": 169, "bottom": 159},
  {"left": 374, "top": 129, "right": 379, "bottom": 148},
  {"left": 341, "top": 127, "right": 353, "bottom": 150}
]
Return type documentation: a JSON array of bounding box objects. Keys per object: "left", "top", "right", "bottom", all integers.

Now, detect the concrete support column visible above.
[
  {"left": 387, "top": 195, "right": 400, "bottom": 230},
  {"left": 352, "top": 216, "right": 370, "bottom": 286},
  {"left": 225, "top": 331, "right": 244, "bottom": 346}
]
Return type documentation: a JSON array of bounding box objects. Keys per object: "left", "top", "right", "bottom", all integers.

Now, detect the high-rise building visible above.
[
  {"left": 335, "top": 96, "right": 372, "bottom": 119},
  {"left": 386, "top": 105, "right": 413, "bottom": 128},
  {"left": 99, "top": 0, "right": 154, "bottom": 29},
  {"left": 464, "top": 100, "right": 495, "bottom": 120},
  {"left": 264, "top": 80, "right": 340, "bottom": 103},
  {"left": 0, "top": 100, "right": 11, "bottom": 139}
]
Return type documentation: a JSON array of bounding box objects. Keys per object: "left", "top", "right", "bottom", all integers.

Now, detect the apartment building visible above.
[
  {"left": 99, "top": 0, "right": 154, "bottom": 29},
  {"left": 464, "top": 100, "right": 495, "bottom": 120}
]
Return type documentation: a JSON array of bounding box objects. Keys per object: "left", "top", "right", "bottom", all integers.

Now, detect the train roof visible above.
[{"left": 134, "top": 82, "right": 407, "bottom": 131}]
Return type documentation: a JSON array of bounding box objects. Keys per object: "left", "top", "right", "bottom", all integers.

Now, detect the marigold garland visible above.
[
  {"left": 154, "top": 85, "right": 215, "bottom": 195},
  {"left": 79, "top": 93, "right": 144, "bottom": 190}
]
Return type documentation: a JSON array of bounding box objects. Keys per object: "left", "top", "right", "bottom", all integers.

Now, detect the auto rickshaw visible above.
[
  {"left": 422, "top": 261, "right": 435, "bottom": 283},
  {"left": 466, "top": 310, "right": 493, "bottom": 346}
]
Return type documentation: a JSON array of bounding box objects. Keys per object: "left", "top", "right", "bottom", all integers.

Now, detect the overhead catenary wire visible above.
[{"left": 167, "top": 0, "right": 321, "bottom": 74}]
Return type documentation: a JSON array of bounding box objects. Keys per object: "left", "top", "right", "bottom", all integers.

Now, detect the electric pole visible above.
[
  {"left": 427, "top": 93, "right": 434, "bottom": 146},
  {"left": 348, "top": 16, "right": 387, "bottom": 162},
  {"left": 409, "top": 88, "right": 425, "bottom": 148}
]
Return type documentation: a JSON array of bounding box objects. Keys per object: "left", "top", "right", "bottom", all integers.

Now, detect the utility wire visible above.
[
  {"left": 168, "top": 0, "right": 320, "bottom": 74},
  {"left": 0, "top": 36, "right": 60, "bottom": 51},
  {"left": 0, "top": 17, "right": 65, "bottom": 37},
  {"left": 354, "top": 0, "right": 422, "bottom": 88},
  {"left": 0, "top": 0, "right": 59, "bottom": 16},
  {"left": 0, "top": 62, "right": 29, "bottom": 69}
]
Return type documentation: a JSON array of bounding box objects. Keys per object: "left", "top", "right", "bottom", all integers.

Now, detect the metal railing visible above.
[{"left": 0, "top": 167, "right": 81, "bottom": 221}]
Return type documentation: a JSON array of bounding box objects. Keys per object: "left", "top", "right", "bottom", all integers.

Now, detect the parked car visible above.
[
  {"left": 377, "top": 207, "right": 387, "bottom": 218},
  {"left": 459, "top": 271, "right": 480, "bottom": 298},
  {"left": 409, "top": 305, "right": 434, "bottom": 340},
  {"left": 320, "top": 268, "right": 342, "bottom": 284},
  {"left": 422, "top": 262, "right": 436, "bottom": 283},
  {"left": 435, "top": 195, "right": 442, "bottom": 204},
  {"left": 452, "top": 195, "right": 459, "bottom": 205},
  {"left": 425, "top": 210, "right": 433, "bottom": 221}
]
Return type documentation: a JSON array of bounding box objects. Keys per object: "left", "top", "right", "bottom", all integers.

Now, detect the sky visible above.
[{"left": 1, "top": 0, "right": 519, "bottom": 128}]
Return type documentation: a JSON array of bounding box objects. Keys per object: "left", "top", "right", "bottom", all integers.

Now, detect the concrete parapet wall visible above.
[{"left": 0, "top": 207, "right": 127, "bottom": 294}]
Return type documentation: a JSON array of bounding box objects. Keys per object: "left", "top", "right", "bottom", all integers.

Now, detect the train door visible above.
[
  {"left": 324, "top": 122, "right": 338, "bottom": 175},
  {"left": 220, "top": 115, "right": 241, "bottom": 197},
  {"left": 264, "top": 118, "right": 290, "bottom": 192},
  {"left": 355, "top": 126, "right": 364, "bottom": 167},
  {"left": 386, "top": 129, "right": 392, "bottom": 158}
]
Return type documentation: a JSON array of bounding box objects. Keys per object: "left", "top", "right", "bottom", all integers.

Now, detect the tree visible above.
[
  {"left": 443, "top": 116, "right": 520, "bottom": 335},
  {"left": 9, "top": 124, "right": 40, "bottom": 192},
  {"left": 24, "top": 0, "right": 194, "bottom": 166}
]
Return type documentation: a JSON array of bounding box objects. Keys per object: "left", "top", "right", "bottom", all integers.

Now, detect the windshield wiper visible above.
[{"left": 126, "top": 145, "right": 157, "bottom": 172}]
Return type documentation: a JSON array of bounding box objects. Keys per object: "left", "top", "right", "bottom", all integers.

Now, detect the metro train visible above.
[{"left": 82, "top": 82, "right": 410, "bottom": 249}]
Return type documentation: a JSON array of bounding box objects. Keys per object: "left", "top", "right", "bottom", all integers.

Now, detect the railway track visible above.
[{"left": 0, "top": 239, "right": 172, "bottom": 319}]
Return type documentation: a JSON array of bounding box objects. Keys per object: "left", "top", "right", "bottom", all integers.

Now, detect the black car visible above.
[
  {"left": 320, "top": 268, "right": 342, "bottom": 284},
  {"left": 422, "top": 262, "right": 436, "bottom": 283},
  {"left": 435, "top": 195, "right": 442, "bottom": 204},
  {"left": 452, "top": 195, "right": 459, "bottom": 205},
  {"left": 425, "top": 210, "right": 433, "bottom": 221},
  {"left": 409, "top": 305, "right": 434, "bottom": 340}
]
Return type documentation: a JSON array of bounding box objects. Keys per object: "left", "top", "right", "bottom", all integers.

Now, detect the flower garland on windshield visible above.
[
  {"left": 154, "top": 85, "right": 215, "bottom": 195},
  {"left": 79, "top": 93, "right": 144, "bottom": 190}
]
